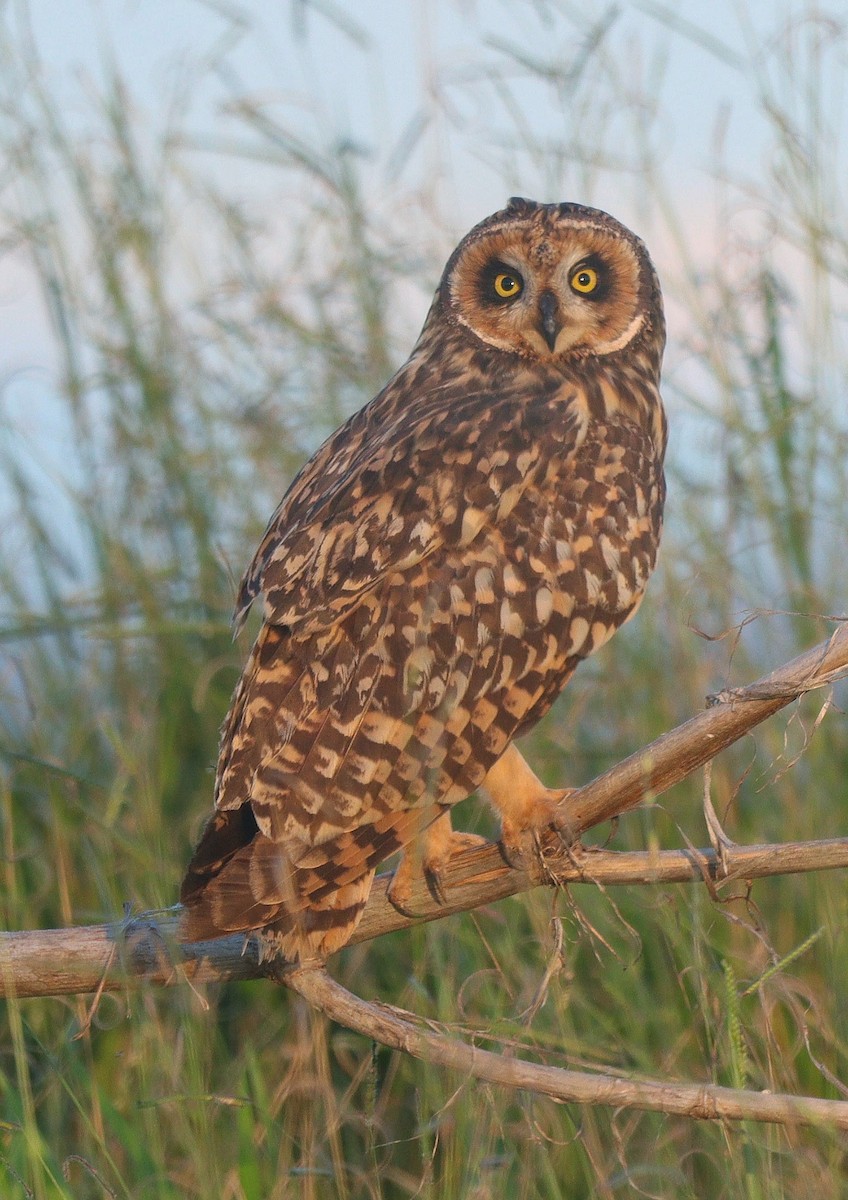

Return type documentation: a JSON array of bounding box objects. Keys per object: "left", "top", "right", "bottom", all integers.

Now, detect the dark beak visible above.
[{"left": 538, "top": 290, "right": 561, "bottom": 352}]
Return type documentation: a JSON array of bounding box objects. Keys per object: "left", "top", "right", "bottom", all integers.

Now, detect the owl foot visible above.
[
  {"left": 497, "top": 791, "right": 577, "bottom": 881},
  {"left": 387, "top": 812, "right": 489, "bottom": 915},
  {"left": 482, "top": 743, "right": 577, "bottom": 881}
]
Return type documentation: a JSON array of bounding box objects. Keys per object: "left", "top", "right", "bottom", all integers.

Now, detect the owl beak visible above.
[{"left": 537, "top": 290, "right": 561, "bottom": 352}]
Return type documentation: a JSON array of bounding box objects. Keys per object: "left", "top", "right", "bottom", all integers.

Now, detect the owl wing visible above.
[
  {"left": 182, "top": 378, "right": 586, "bottom": 957},
  {"left": 237, "top": 382, "right": 570, "bottom": 637}
]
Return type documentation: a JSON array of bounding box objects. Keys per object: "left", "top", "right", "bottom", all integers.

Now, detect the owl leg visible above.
[
  {"left": 481, "top": 742, "right": 575, "bottom": 869},
  {"left": 387, "top": 809, "right": 488, "bottom": 914}
]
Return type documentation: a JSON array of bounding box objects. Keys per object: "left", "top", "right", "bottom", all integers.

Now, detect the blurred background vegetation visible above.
[{"left": 1, "top": 1, "right": 847, "bottom": 1196}]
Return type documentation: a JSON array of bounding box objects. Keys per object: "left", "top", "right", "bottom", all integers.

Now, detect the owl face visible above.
[{"left": 440, "top": 198, "right": 662, "bottom": 362}]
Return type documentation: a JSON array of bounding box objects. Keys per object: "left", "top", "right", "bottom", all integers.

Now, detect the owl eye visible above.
[
  {"left": 570, "top": 265, "right": 599, "bottom": 295},
  {"left": 493, "top": 271, "right": 523, "bottom": 300}
]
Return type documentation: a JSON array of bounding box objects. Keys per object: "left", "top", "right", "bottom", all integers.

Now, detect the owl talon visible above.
[
  {"left": 386, "top": 859, "right": 418, "bottom": 917},
  {"left": 499, "top": 821, "right": 573, "bottom": 886},
  {"left": 496, "top": 777, "right": 577, "bottom": 884},
  {"left": 424, "top": 862, "right": 448, "bottom": 905},
  {"left": 387, "top": 825, "right": 490, "bottom": 915}
]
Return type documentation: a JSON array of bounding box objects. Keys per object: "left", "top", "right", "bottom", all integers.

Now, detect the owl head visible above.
[{"left": 437, "top": 197, "right": 664, "bottom": 364}]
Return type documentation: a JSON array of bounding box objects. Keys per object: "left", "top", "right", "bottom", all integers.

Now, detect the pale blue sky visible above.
[
  {"left": 5, "top": 0, "right": 827, "bottom": 368},
  {"left": 18, "top": 0, "right": 774, "bottom": 225},
  {"left": 2, "top": 0, "right": 845, "bottom": 496}
]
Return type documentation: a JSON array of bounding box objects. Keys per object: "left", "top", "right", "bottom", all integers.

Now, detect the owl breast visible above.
[
  {"left": 495, "top": 413, "right": 665, "bottom": 718},
  {"left": 440, "top": 408, "right": 661, "bottom": 715}
]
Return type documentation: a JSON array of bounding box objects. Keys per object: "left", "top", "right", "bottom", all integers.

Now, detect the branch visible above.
[
  {"left": 280, "top": 967, "right": 848, "bottom": 1132},
  {"left": 6, "top": 836, "right": 848, "bottom": 999},
  {"left": 2, "top": 623, "right": 847, "bottom": 1002}
]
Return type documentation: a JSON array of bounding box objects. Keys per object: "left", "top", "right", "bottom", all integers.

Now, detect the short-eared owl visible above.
[{"left": 181, "top": 198, "right": 667, "bottom": 962}]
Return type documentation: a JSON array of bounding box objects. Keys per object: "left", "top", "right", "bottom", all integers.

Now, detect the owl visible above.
[{"left": 181, "top": 197, "right": 667, "bottom": 963}]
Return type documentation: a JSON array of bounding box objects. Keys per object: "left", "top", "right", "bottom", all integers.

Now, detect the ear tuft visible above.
[{"left": 506, "top": 196, "right": 540, "bottom": 215}]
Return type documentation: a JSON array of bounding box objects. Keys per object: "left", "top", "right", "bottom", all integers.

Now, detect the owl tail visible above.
[
  {"left": 180, "top": 813, "right": 376, "bottom": 963},
  {"left": 180, "top": 792, "right": 434, "bottom": 961}
]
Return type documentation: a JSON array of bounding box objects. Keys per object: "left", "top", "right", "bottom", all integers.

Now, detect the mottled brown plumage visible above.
[{"left": 181, "top": 198, "right": 667, "bottom": 961}]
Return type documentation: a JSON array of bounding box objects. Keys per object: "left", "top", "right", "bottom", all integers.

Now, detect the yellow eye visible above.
[
  {"left": 493, "top": 271, "right": 523, "bottom": 299},
  {"left": 570, "top": 266, "right": 598, "bottom": 294}
]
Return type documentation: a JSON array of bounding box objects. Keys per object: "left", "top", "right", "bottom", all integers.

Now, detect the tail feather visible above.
[{"left": 180, "top": 801, "right": 433, "bottom": 959}]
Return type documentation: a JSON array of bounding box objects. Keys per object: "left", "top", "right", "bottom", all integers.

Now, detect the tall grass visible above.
[{"left": 0, "top": 4, "right": 847, "bottom": 1197}]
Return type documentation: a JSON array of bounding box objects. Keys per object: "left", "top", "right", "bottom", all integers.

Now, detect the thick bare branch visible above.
[
  {"left": 4, "top": 836, "right": 848, "bottom": 1000},
  {"left": 557, "top": 620, "right": 848, "bottom": 837}
]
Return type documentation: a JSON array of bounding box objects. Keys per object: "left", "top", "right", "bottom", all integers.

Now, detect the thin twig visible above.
[{"left": 281, "top": 966, "right": 848, "bottom": 1131}]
